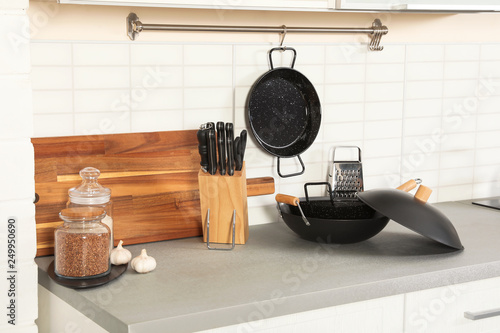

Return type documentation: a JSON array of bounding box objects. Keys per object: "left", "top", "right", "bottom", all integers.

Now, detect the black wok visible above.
[
  {"left": 276, "top": 182, "right": 389, "bottom": 244},
  {"left": 248, "top": 47, "right": 321, "bottom": 178},
  {"left": 277, "top": 180, "right": 463, "bottom": 250}
]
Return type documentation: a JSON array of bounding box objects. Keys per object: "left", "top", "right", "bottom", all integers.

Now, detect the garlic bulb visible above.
[
  {"left": 110, "top": 240, "right": 132, "bottom": 265},
  {"left": 131, "top": 249, "right": 156, "bottom": 274}
]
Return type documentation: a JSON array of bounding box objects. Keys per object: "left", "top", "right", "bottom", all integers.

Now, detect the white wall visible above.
[
  {"left": 27, "top": 3, "right": 500, "bottom": 225},
  {"left": 29, "top": 38, "right": 500, "bottom": 208},
  {"left": 0, "top": 0, "right": 38, "bottom": 332}
]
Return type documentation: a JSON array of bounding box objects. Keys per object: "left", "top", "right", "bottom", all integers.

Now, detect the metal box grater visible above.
[{"left": 329, "top": 146, "right": 364, "bottom": 199}]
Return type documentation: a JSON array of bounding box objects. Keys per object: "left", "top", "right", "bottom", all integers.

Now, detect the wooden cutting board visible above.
[{"left": 32, "top": 130, "right": 274, "bottom": 257}]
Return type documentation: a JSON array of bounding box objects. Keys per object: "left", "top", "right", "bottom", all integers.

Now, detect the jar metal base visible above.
[{"left": 48, "top": 261, "right": 127, "bottom": 289}]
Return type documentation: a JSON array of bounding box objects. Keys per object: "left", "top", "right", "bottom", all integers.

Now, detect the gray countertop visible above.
[{"left": 36, "top": 201, "right": 500, "bottom": 333}]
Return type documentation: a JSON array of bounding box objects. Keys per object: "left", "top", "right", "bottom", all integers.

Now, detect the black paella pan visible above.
[{"left": 247, "top": 47, "right": 321, "bottom": 178}]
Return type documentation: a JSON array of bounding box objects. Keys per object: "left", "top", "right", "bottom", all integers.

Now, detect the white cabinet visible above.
[
  {"left": 198, "top": 295, "right": 405, "bottom": 333},
  {"left": 58, "top": 0, "right": 329, "bottom": 11},
  {"left": 59, "top": 0, "right": 500, "bottom": 11},
  {"left": 331, "top": 0, "right": 500, "bottom": 11},
  {"left": 404, "top": 276, "right": 500, "bottom": 332},
  {"left": 331, "top": 0, "right": 407, "bottom": 10},
  {"left": 37, "top": 286, "right": 108, "bottom": 333}
]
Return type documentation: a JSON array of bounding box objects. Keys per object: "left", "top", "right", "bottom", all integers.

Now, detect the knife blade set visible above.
[{"left": 197, "top": 122, "right": 247, "bottom": 176}]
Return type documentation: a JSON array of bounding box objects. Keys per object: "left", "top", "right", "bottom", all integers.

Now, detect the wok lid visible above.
[{"left": 357, "top": 187, "right": 463, "bottom": 250}]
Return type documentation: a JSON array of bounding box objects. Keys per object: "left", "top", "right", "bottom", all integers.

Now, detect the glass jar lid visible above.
[
  {"left": 68, "top": 167, "right": 111, "bottom": 205},
  {"left": 59, "top": 207, "right": 106, "bottom": 223}
]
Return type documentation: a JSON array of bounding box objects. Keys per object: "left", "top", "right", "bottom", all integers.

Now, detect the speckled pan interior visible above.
[
  {"left": 278, "top": 199, "right": 390, "bottom": 244},
  {"left": 248, "top": 67, "right": 321, "bottom": 157}
]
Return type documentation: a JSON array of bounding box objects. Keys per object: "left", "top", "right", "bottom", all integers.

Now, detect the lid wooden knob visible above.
[{"left": 414, "top": 185, "right": 432, "bottom": 203}]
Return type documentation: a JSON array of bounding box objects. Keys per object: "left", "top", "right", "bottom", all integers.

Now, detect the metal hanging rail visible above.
[{"left": 126, "top": 13, "right": 388, "bottom": 51}]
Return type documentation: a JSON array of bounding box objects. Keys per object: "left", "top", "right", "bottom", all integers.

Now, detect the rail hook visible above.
[
  {"left": 369, "top": 30, "right": 382, "bottom": 51},
  {"left": 369, "top": 19, "right": 387, "bottom": 51},
  {"left": 279, "top": 25, "right": 287, "bottom": 48}
]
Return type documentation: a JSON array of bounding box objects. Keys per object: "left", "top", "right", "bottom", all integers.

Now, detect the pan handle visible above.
[
  {"left": 304, "top": 182, "right": 334, "bottom": 206},
  {"left": 275, "top": 194, "right": 300, "bottom": 206},
  {"left": 277, "top": 155, "right": 305, "bottom": 178},
  {"left": 269, "top": 47, "right": 297, "bottom": 70},
  {"left": 395, "top": 179, "right": 432, "bottom": 203},
  {"left": 396, "top": 178, "right": 422, "bottom": 192},
  {"left": 275, "top": 194, "right": 310, "bottom": 226}
]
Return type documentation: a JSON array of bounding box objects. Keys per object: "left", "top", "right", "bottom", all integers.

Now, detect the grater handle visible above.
[{"left": 333, "top": 146, "right": 362, "bottom": 163}]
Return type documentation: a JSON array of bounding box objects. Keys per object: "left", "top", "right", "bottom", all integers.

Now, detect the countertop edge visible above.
[{"left": 125, "top": 263, "right": 500, "bottom": 332}]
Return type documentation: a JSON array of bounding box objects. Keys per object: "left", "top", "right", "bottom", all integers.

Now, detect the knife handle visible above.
[
  {"left": 240, "top": 130, "right": 247, "bottom": 162},
  {"left": 226, "top": 123, "right": 235, "bottom": 176},
  {"left": 207, "top": 129, "right": 217, "bottom": 175},
  {"left": 196, "top": 129, "right": 209, "bottom": 172},
  {"left": 236, "top": 129, "right": 247, "bottom": 171},
  {"left": 234, "top": 137, "right": 241, "bottom": 171},
  {"left": 216, "top": 122, "right": 226, "bottom": 176}
]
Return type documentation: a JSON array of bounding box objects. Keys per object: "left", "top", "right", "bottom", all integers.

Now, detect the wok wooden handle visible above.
[
  {"left": 415, "top": 185, "right": 432, "bottom": 203},
  {"left": 397, "top": 179, "right": 419, "bottom": 192},
  {"left": 275, "top": 194, "right": 300, "bottom": 206}
]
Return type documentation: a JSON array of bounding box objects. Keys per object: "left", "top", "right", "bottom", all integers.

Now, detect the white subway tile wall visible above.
[
  {"left": 0, "top": 77, "right": 33, "bottom": 139},
  {"left": 31, "top": 41, "right": 500, "bottom": 218},
  {"left": 0, "top": 15, "right": 30, "bottom": 75},
  {"left": 1, "top": 4, "right": 37, "bottom": 331}
]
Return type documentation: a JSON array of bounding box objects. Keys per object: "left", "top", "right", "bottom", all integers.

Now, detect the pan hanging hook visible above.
[{"left": 279, "top": 25, "right": 287, "bottom": 48}]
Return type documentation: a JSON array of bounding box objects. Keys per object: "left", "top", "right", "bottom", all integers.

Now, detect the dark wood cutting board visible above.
[{"left": 32, "top": 130, "right": 274, "bottom": 257}]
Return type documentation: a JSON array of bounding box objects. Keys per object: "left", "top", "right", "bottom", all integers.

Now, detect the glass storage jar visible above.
[
  {"left": 55, "top": 207, "right": 111, "bottom": 279},
  {"left": 67, "top": 167, "right": 114, "bottom": 251}
]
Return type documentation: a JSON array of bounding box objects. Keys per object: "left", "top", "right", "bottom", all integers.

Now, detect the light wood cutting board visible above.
[{"left": 32, "top": 130, "right": 274, "bottom": 257}]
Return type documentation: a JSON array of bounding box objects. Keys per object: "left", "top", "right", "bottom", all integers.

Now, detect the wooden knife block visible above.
[{"left": 198, "top": 163, "right": 249, "bottom": 245}]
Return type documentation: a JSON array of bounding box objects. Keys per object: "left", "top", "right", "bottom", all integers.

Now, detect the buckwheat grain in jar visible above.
[
  {"left": 55, "top": 207, "right": 111, "bottom": 279},
  {"left": 67, "top": 167, "right": 114, "bottom": 252}
]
